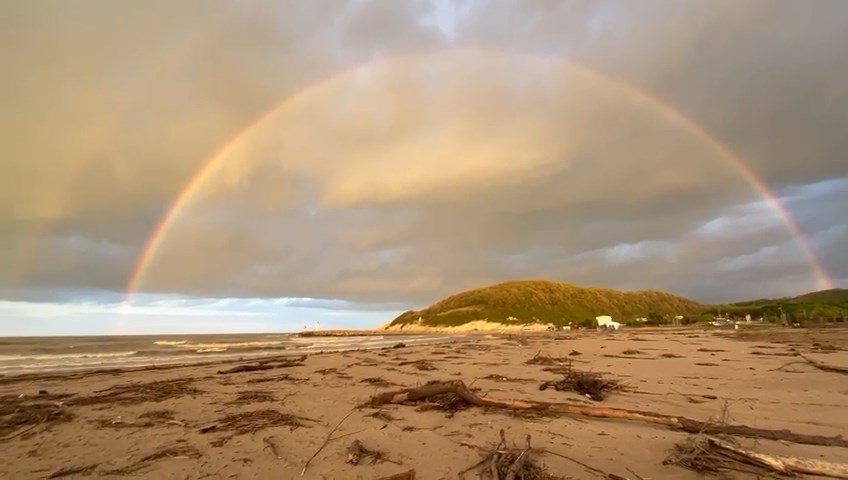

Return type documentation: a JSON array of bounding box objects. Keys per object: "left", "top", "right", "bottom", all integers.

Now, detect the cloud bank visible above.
[{"left": 2, "top": 1, "right": 846, "bottom": 313}]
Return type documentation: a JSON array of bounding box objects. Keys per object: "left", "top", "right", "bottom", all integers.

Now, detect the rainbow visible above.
[
  {"left": 9, "top": 24, "right": 219, "bottom": 291},
  {"left": 125, "top": 48, "right": 835, "bottom": 300}
]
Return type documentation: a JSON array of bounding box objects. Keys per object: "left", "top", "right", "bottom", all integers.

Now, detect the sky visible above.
[{"left": 1, "top": 0, "right": 847, "bottom": 335}]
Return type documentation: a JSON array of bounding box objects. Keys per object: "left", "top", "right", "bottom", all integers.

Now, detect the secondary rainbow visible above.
[{"left": 125, "top": 48, "right": 835, "bottom": 300}]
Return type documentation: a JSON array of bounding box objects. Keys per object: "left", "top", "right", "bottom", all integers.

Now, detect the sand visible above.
[{"left": 1, "top": 327, "right": 847, "bottom": 479}]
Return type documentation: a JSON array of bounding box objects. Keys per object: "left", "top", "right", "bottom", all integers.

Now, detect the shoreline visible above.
[{"left": 0, "top": 332, "right": 458, "bottom": 380}]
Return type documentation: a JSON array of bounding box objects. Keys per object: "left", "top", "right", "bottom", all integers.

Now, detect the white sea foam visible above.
[
  {"left": 165, "top": 341, "right": 286, "bottom": 349},
  {"left": 0, "top": 334, "right": 454, "bottom": 375},
  {"left": 0, "top": 351, "right": 138, "bottom": 362}
]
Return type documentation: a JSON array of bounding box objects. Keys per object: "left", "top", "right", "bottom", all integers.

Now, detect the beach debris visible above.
[
  {"left": 360, "top": 377, "right": 397, "bottom": 387},
  {"left": 392, "top": 342, "right": 407, "bottom": 349},
  {"left": 525, "top": 351, "right": 570, "bottom": 366},
  {"left": 46, "top": 464, "right": 99, "bottom": 478},
  {"left": 120, "top": 411, "right": 184, "bottom": 429},
  {"left": 367, "top": 380, "right": 848, "bottom": 447},
  {"left": 263, "top": 436, "right": 283, "bottom": 459},
  {"left": 302, "top": 409, "right": 356, "bottom": 476},
  {"left": 666, "top": 435, "right": 848, "bottom": 478},
  {"left": 92, "top": 415, "right": 155, "bottom": 429},
  {"left": 258, "top": 354, "right": 307, "bottom": 365},
  {"left": 199, "top": 424, "right": 218, "bottom": 433},
  {"left": 365, "top": 409, "right": 397, "bottom": 422},
  {"left": 219, "top": 355, "right": 306, "bottom": 374},
  {"left": 751, "top": 350, "right": 795, "bottom": 357},
  {"left": 398, "top": 359, "right": 437, "bottom": 371},
  {"left": 139, "top": 409, "right": 176, "bottom": 421},
  {"left": 137, "top": 409, "right": 186, "bottom": 427},
  {"left": 458, "top": 430, "right": 562, "bottom": 480},
  {"left": 540, "top": 365, "right": 577, "bottom": 375},
  {"left": 71, "top": 378, "right": 200, "bottom": 406},
  {"left": 247, "top": 373, "right": 306, "bottom": 384},
  {"left": 602, "top": 354, "right": 655, "bottom": 360},
  {"left": 106, "top": 442, "right": 202, "bottom": 475},
  {"left": 622, "top": 349, "right": 643, "bottom": 355},
  {"left": 503, "top": 335, "right": 530, "bottom": 346},
  {"left": 660, "top": 353, "right": 685, "bottom": 358},
  {"left": 0, "top": 393, "right": 75, "bottom": 440},
  {"left": 481, "top": 374, "right": 535, "bottom": 384},
  {"left": 209, "top": 409, "right": 310, "bottom": 439},
  {"left": 315, "top": 367, "right": 352, "bottom": 378},
  {"left": 377, "top": 469, "right": 416, "bottom": 480},
  {"left": 464, "top": 344, "right": 495, "bottom": 352},
  {"left": 538, "top": 360, "right": 621, "bottom": 401},
  {"left": 790, "top": 353, "right": 848, "bottom": 375},
  {"left": 348, "top": 358, "right": 381, "bottom": 367},
  {"left": 568, "top": 350, "right": 582, "bottom": 356},
  {"left": 225, "top": 390, "right": 276, "bottom": 405},
  {"left": 217, "top": 364, "right": 273, "bottom": 374},
  {"left": 345, "top": 439, "right": 398, "bottom": 465}
]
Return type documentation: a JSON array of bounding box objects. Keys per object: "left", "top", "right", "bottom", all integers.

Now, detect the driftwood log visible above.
[
  {"left": 706, "top": 436, "right": 848, "bottom": 478},
  {"left": 217, "top": 364, "right": 273, "bottom": 374},
  {"left": 218, "top": 355, "right": 307, "bottom": 375},
  {"left": 368, "top": 380, "right": 848, "bottom": 448},
  {"left": 377, "top": 470, "right": 415, "bottom": 480},
  {"left": 798, "top": 354, "right": 848, "bottom": 375}
]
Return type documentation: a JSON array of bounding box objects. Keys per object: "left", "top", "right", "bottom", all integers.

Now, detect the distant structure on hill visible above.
[{"left": 596, "top": 315, "right": 622, "bottom": 330}]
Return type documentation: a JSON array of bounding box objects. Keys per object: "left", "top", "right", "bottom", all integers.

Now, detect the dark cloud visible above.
[{"left": 1, "top": 1, "right": 845, "bottom": 307}]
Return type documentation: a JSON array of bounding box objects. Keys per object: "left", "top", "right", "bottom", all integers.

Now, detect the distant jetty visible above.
[{"left": 297, "top": 329, "right": 416, "bottom": 337}]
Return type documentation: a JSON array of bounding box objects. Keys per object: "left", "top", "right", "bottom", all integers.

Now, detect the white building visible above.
[{"left": 596, "top": 315, "right": 622, "bottom": 330}]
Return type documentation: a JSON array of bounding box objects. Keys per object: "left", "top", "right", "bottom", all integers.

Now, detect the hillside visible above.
[
  {"left": 722, "top": 288, "right": 848, "bottom": 320},
  {"left": 389, "top": 280, "right": 704, "bottom": 328}
]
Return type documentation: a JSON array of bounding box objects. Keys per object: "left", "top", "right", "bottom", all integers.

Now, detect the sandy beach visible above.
[{"left": 1, "top": 327, "right": 847, "bottom": 479}]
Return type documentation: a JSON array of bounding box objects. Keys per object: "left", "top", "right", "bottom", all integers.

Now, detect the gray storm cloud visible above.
[{"left": 1, "top": 0, "right": 846, "bottom": 305}]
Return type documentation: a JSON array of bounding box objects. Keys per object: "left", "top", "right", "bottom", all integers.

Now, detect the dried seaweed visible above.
[
  {"left": 361, "top": 377, "right": 397, "bottom": 387},
  {"left": 315, "top": 368, "right": 352, "bottom": 378},
  {"left": 0, "top": 393, "right": 75, "bottom": 438},
  {"left": 525, "top": 351, "right": 570, "bottom": 366},
  {"left": 71, "top": 378, "right": 200, "bottom": 406},
  {"left": 365, "top": 409, "right": 397, "bottom": 422},
  {"left": 138, "top": 409, "right": 176, "bottom": 421},
  {"left": 47, "top": 464, "right": 99, "bottom": 478},
  {"left": 225, "top": 390, "right": 276, "bottom": 406},
  {"left": 398, "top": 360, "right": 436, "bottom": 371},
  {"left": 481, "top": 374, "right": 535, "bottom": 384},
  {"left": 538, "top": 361, "right": 621, "bottom": 401},
  {"left": 346, "top": 439, "right": 399, "bottom": 465},
  {"left": 91, "top": 416, "right": 154, "bottom": 429},
  {"left": 205, "top": 409, "right": 312, "bottom": 446},
  {"left": 246, "top": 373, "right": 306, "bottom": 384},
  {"left": 106, "top": 442, "right": 201, "bottom": 475}
]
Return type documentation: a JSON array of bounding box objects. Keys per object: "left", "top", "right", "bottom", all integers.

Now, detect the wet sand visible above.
[{"left": 1, "top": 327, "right": 846, "bottom": 479}]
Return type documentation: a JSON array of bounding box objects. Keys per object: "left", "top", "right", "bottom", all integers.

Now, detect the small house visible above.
[{"left": 596, "top": 315, "right": 622, "bottom": 330}]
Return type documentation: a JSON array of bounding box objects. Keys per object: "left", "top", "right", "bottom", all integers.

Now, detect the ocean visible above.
[{"left": 0, "top": 333, "right": 451, "bottom": 376}]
